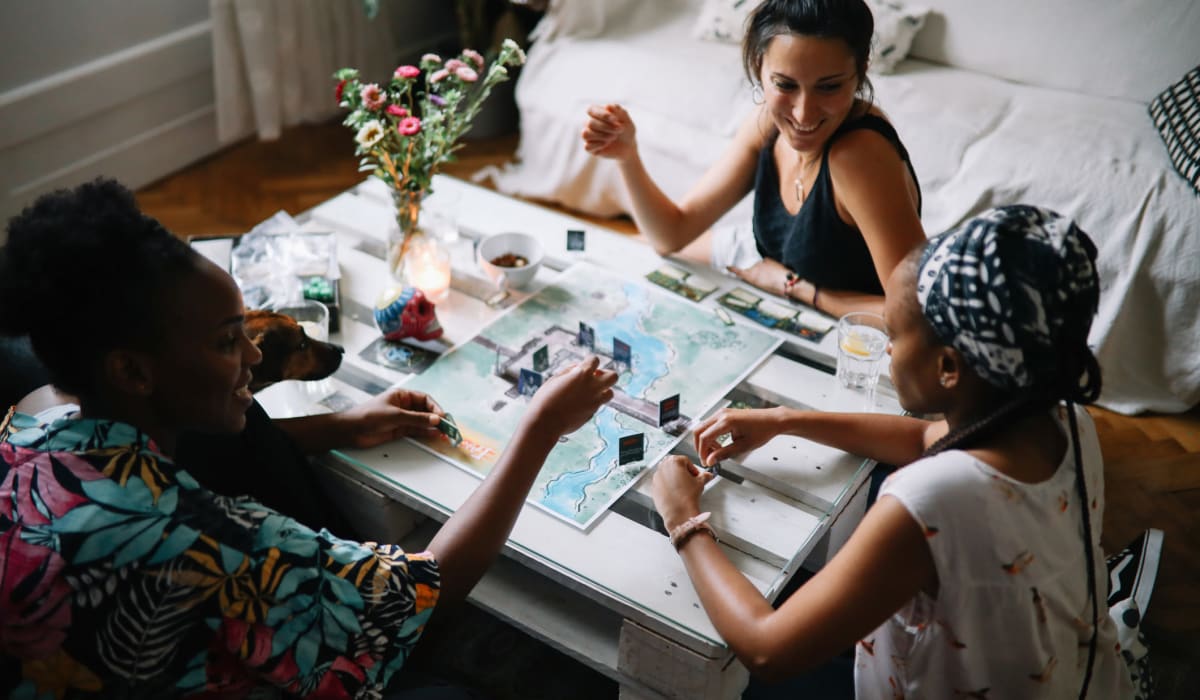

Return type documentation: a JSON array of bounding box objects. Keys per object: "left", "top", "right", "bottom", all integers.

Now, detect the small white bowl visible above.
[{"left": 478, "top": 232, "right": 544, "bottom": 290}]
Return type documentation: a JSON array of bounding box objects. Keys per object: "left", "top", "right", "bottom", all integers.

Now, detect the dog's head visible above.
[{"left": 245, "top": 309, "right": 344, "bottom": 392}]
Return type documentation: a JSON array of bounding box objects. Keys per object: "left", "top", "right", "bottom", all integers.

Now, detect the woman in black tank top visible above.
[{"left": 582, "top": 0, "right": 925, "bottom": 318}]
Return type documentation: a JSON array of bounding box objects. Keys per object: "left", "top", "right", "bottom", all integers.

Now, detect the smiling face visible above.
[
  {"left": 761, "top": 33, "right": 860, "bottom": 153},
  {"left": 883, "top": 259, "right": 947, "bottom": 414},
  {"left": 142, "top": 259, "right": 263, "bottom": 437}
]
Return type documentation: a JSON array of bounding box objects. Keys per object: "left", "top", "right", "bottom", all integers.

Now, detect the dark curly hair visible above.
[
  {"left": 0, "top": 178, "right": 200, "bottom": 397},
  {"left": 742, "top": 0, "right": 876, "bottom": 104}
]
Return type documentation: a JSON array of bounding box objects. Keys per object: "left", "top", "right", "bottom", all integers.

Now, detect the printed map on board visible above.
[{"left": 402, "top": 263, "right": 780, "bottom": 529}]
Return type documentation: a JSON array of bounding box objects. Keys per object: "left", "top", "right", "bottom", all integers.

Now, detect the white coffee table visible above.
[{"left": 260, "top": 174, "right": 901, "bottom": 699}]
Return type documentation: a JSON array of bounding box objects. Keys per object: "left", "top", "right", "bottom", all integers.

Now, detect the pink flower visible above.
[
  {"left": 394, "top": 65, "right": 420, "bottom": 79},
  {"left": 335, "top": 79, "right": 347, "bottom": 104},
  {"left": 430, "top": 69, "right": 450, "bottom": 84},
  {"left": 445, "top": 59, "right": 466, "bottom": 72},
  {"left": 386, "top": 104, "right": 409, "bottom": 118},
  {"left": 455, "top": 66, "right": 478, "bottom": 83},
  {"left": 398, "top": 116, "right": 422, "bottom": 136},
  {"left": 360, "top": 83, "right": 386, "bottom": 110},
  {"left": 462, "top": 49, "right": 485, "bottom": 69},
  {"left": 421, "top": 53, "right": 442, "bottom": 65}
]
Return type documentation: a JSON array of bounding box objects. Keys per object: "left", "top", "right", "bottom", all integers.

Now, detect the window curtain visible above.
[{"left": 210, "top": 0, "right": 398, "bottom": 143}]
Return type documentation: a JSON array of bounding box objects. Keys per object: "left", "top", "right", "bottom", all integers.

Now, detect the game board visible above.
[{"left": 402, "top": 262, "right": 780, "bottom": 529}]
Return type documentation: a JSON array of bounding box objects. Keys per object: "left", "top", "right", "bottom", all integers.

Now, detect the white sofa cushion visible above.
[
  {"left": 908, "top": 0, "right": 1200, "bottom": 102},
  {"left": 866, "top": 0, "right": 929, "bottom": 74}
]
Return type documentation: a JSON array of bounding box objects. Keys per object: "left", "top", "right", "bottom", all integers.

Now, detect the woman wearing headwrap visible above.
[{"left": 654, "top": 206, "right": 1134, "bottom": 698}]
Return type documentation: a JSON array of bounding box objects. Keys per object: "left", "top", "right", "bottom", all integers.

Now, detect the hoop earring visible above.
[{"left": 751, "top": 85, "right": 764, "bottom": 104}]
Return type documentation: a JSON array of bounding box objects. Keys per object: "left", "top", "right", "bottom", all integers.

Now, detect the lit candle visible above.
[{"left": 405, "top": 240, "right": 452, "bottom": 303}]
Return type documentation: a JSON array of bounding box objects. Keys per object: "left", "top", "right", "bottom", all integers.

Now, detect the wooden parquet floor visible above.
[{"left": 137, "top": 119, "right": 1200, "bottom": 698}]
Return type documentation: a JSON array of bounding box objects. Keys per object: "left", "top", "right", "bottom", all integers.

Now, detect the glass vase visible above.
[
  {"left": 388, "top": 188, "right": 425, "bottom": 280},
  {"left": 387, "top": 188, "right": 452, "bottom": 303}
]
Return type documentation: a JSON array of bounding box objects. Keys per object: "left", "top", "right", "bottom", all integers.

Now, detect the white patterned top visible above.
[{"left": 855, "top": 404, "right": 1133, "bottom": 699}]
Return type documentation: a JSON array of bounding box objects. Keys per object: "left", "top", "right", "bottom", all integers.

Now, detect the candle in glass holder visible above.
[{"left": 404, "top": 237, "right": 451, "bottom": 303}]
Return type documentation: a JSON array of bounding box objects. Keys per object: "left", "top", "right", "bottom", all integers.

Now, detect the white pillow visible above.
[
  {"left": 866, "top": 0, "right": 929, "bottom": 74},
  {"left": 692, "top": 0, "right": 755, "bottom": 44},
  {"left": 692, "top": 0, "right": 929, "bottom": 75}
]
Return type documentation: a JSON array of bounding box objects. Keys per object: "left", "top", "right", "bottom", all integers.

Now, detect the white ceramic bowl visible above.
[{"left": 477, "top": 232, "right": 544, "bottom": 290}]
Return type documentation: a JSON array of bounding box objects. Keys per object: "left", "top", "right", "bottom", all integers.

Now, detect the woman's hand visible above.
[
  {"left": 582, "top": 104, "right": 638, "bottom": 162},
  {"left": 693, "top": 407, "right": 787, "bottom": 466},
  {"left": 726, "top": 257, "right": 791, "bottom": 298},
  {"left": 337, "top": 388, "right": 445, "bottom": 449},
  {"left": 652, "top": 455, "right": 712, "bottom": 531},
  {"left": 522, "top": 356, "right": 618, "bottom": 439}
]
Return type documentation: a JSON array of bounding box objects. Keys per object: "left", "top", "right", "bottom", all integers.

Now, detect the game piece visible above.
[
  {"left": 518, "top": 368, "right": 543, "bottom": 397},
  {"left": 566, "top": 228, "right": 586, "bottom": 251},
  {"left": 533, "top": 344, "right": 550, "bottom": 372},
  {"left": 485, "top": 289, "right": 510, "bottom": 307},
  {"left": 613, "top": 337, "right": 632, "bottom": 369},
  {"left": 658, "top": 394, "right": 681, "bottom": 427},
  {"left": 438, "top": 413, "right": 463, "bottom": 447},
  {"left": 618, "top": 433, "right": 645, "bottom": 465},
  {"left": 578, "top": 321, "right": 595, "bottom": 350},
  {"left": 714, "top": 307, "right": 734, "bottom": 326},
  {"left": 645, "top": 264, "right": 720, "bottom": 302}
]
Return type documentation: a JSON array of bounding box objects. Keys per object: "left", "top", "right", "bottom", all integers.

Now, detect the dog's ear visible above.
[{"left": 243, "top": 309, "right": 276, "bottom": 345}]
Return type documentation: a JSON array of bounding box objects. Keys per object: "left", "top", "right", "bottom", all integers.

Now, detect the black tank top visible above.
[{"left": 752, "top": 114, "right": 921, "bottom": 295}]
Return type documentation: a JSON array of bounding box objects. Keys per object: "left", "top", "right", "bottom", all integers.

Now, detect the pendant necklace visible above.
[{"left": 793, "top": 156, "right": 819, "bottom": 203}]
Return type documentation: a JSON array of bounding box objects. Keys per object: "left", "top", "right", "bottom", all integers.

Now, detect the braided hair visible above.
[
  {"left": 0, "top": 178, "right": 200, "bottom": 398},
  {"left": 915, "top": 206, "right": 1103, "bottom": 698}
]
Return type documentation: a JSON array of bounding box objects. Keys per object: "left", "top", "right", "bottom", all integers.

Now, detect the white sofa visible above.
[{"left": 487, "top": 0, "right": 1200, "bottom": 415}]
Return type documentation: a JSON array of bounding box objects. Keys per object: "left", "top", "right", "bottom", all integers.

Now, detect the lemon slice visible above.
[{"left": 840, "top": 333, "right": 875, "bottom": 357}]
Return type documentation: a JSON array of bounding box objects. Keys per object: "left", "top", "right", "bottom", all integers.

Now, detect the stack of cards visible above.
[{"left": 438, "top": 413, "right": 463, "bottom": 447}]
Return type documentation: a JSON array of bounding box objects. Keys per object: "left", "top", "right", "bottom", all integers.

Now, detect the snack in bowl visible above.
[{"left": 478, "top": 232, "right": 543, "bottom": 290}]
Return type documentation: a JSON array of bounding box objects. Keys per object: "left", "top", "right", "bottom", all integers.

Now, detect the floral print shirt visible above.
[
  {"left": 855, "top": 405, "right": 1133, "bottom": 699},
  {"left": 0, "top": 410, "right": 439, "bottom": 699}
]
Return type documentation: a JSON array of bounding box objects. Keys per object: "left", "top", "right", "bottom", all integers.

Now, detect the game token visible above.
[
  {"left": 658, "top": 394, "right": 681, "bottom": 427},
  {"left": 578, "top": 321, "right": 595, "bottom": 350},
  {"left": 714, "top": 307, "right": 734, "bottom": 326},
  {"left": 613, "top": 337, "right": 632, "bottom": 369},
  {"left": 438, "top": 413, "right": 463, "bottom": 447},
  {"left": 618, "top": 433, "right": 644, "bottom": 465},
  {"left": 518, "top": 368, "right": 543, "bottom": 396},
  {"left": 533, "top": 344, "right": 549, "bottom": 372},
  {"left": 566, "top": 229, "right": 586, "bottom": 251}
]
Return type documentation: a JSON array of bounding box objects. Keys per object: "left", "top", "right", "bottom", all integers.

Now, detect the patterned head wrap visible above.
[{"left": 916, "top": 205, "right": 1100, "bottom": 395}]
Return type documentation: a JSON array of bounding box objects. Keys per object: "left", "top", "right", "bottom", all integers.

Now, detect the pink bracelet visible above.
[{"left": 668, "top": 512, "right": 717, "bottom": 551}]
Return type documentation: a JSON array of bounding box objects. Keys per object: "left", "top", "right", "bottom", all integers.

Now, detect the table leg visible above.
[{"left": 617, "top": 619, "right": 748, "bottom": 699}]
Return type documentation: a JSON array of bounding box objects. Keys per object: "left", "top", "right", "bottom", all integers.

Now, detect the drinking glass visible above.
[{"left": 836, "top": 312, "right": 888, "bottom": 390}]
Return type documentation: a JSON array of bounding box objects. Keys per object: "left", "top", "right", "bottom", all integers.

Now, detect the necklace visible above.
[{"left": 793, "top": 156, "right": 819, "bottom": 202}]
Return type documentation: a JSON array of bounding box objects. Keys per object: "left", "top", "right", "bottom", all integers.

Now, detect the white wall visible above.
[
  {"left": 0, "top": 0, "right": 215, "bottom": 233},
  {"left": 0, "top": 0, "right": 458, "bottom": 243}
]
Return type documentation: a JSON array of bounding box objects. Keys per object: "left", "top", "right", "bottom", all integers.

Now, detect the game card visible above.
[
  {"left": 716, "top": 288, "right": 834, "bottom": 341},
  {"left": 358, "top": 336, "right": 441, "bottom": 374},
  {"left": 645, "top": 264, "right": 720, "bottom": 302}
]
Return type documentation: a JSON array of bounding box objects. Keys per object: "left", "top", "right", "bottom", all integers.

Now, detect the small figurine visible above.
[{"left": 374, "top": 285, "right": 444, "bottom": 342}]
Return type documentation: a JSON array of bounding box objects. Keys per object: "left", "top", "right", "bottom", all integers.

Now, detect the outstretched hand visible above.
[
  {"left": 582, "top": 103, "right": 638, "bottom": 161},
  {"left": 337, "top": 388, "right": 445, "bottom": 449},
  {"left": 523, "top": 356, "right": 618, "bottom": 439},
  {"left": 726, "top": 257, "right": 791, "bottom": 297},
  {"left": 693, "top": 407, "right": 785, "bottom": 466}
]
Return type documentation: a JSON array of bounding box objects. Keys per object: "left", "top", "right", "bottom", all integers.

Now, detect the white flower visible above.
[
  {"left": 502, "top": 38, "right": 527, "bottom": 66},
  {"left": 355, "top": 120, "right": 385, "bottom": 147}
]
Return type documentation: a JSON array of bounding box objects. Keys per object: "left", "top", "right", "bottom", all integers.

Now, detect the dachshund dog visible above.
[{"left": 244, "top": 309, "right": 344, "bottom": 392}]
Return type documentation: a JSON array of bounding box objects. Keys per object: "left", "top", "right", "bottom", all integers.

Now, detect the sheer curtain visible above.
[{"left": 210, "top": 0, "right": 398, "bottom": 142}]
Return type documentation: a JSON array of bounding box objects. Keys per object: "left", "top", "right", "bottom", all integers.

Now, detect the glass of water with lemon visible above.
[{"left": 836, "top": 312, "right": 888, "bottom": 390}]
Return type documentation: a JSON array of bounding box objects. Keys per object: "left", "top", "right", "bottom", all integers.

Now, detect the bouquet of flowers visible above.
[{"left": 335, "top": 39, "right": 526, "bottom": 274}]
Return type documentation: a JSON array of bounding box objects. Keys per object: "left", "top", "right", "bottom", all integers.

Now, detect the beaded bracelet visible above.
[
  {"left": 811, "top": 283, "right": 820, "bottom": 309},
  {"left": 783, "top": 272, "right": 800, "bottom": 299},
  {"left": 668, "top": 512, "right": 718, "bottom": 551}
]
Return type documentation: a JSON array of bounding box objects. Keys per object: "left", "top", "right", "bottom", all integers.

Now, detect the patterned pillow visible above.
[
  {"left": 691, "top": 0, "right": 755, "bottom": 44},
  {"left": 1149, "top": 66, "right": 1200, "bottom": 196},
  {"left": 865, "top": 0, "right": 929, "bottom": 74},
  {"left": 693, "top": 0, "right": 929, "bottom": 75}
]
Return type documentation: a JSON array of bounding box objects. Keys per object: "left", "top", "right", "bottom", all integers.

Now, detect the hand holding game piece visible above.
[
  {"left": 437, "top": 413, "right": 463, "bottom": 447},
  {"left": 335, "top": 388, "right": 445, "bottom": 449},
  {"left": 523, "top": 356, "right": 618, "bottom": 438},
  {"left": 651, "top": 455, "right": 713, "bottom": 533},
  {"left": 692, "top": 406, "right": 783, "bottom": 466}
]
